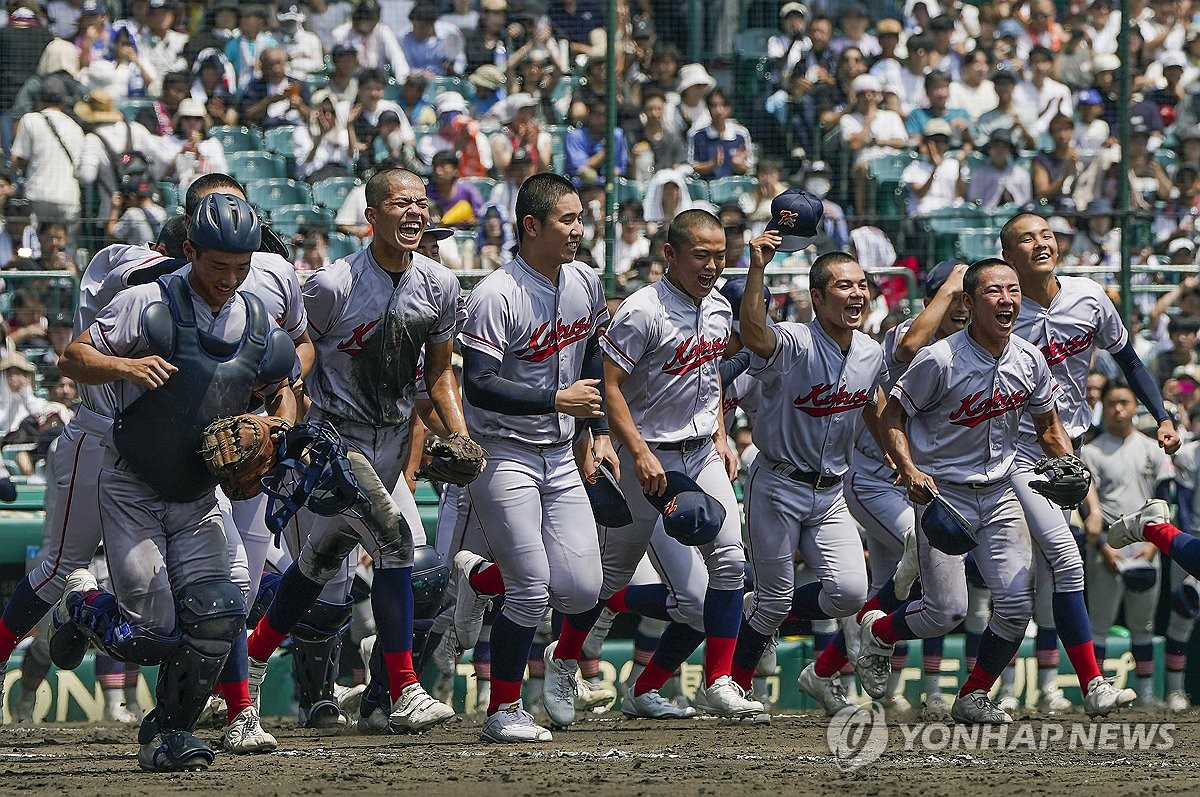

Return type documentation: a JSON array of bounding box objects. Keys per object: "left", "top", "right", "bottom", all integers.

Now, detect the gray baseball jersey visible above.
[
  {"left": 855, "top": 318, "right": 915, "bottom": 466},
  {"left": 1080, "top": 429, "right": 1171, "bottom": 525},
  {"left": 893, "top": 329, "right": 1058, "bottom": 483},
  {"left": 1174, "top": 441, "right": 1200, "bottom": 534},
  {"left": 723, "top": 371, "right": 760, "bottom": 434},
  {"left": 460, "top": 256, "right": 608, "bottom": 445},
  {"left": 303, "top": 247, "right": 461, "bottom": 427},
  {"left": 601, "top": 279, "right": 730, "bottom": 444},
  {"left": 1014, "top": 275, "right": 1127, "bottom": 440},
  {"left": 747, "top": 320, "right": 886, "bottom": 476}
]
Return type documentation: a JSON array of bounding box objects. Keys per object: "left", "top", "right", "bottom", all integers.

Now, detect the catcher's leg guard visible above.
[
  {"left": 248, "top": 571, "right": 283, "bottom": 629},
  {"left": 299, "top": 525, "right": 362, "bottom": 584},
  {"left": 293, "top": 600, "right": 353, "bottom": 727},
  {"left": 156, "top": 580, "right": 245, "bottom": 733},
  {"left": 70, "top": 589, "right": 182, "bottom": 666}
]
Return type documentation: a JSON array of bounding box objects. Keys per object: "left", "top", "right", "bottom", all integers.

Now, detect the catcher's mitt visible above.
[
  {"left": 1029, "top": 454, "right": 1092, "bottom": 509},
  {"left": 416, "top": 433, "right": 486, "bottom": 485},
  {"left": 201, "top": 414, "right": 290, "bottom": 500}
]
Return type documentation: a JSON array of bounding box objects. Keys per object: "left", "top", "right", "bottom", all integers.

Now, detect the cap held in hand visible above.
[
  {"left": 643, "top": 471, "right": 726, "bottom": 546},
  {"left": 764, "top": 188, "right": 823, "bottom": 252}
]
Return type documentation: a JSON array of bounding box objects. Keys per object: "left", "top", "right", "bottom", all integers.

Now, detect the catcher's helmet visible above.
[
  {"left": 921, "top": 491, "right": 978, "bottom": 555},
  {"left": 1119, "top": 561, "right": 1158, "bottom": 594},
  {"left": 412, "top": 545, "right": 450, "bottom": 619},
  {"left": 188, "top": 193, "right": 262, "bottom": 253},
  {"left": 1171, "top": 576, "right": 1200, "bottom": 619}
]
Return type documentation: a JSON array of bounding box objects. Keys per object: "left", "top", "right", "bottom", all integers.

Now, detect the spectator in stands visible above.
[
  {"left": 183, "top": 0, "right": 237, "bottom": 65},
  {"left": 794, "top": 13, "right": 837, "bottom": 87},
  {"left": 1019, "top": 45, "right": 1073, "bottom": 138},
  {"left": 831, "top": 4, "right": 879, "bottom": 59},
  {"left": 32, "top": 222, "right": 74, "bottom": 276},
  {"left": 162, "top": 97, "right": 229, "bottom": 189},
  {"left": 625, "top": 17, "right": 658, "bottom": 99},
  {"left": 468, "top": 65, "right": 506, "bottom": 118},
  {"left": 11, "top": 77, "right": 83, "bottom": 227},
  {"left": 928, "top": 14, "right": 963, "bottom": 80},
  {"left": 1069, "top": 197, "right": 1120, "bottom": 268},
  {"left": 992, "top": 18, "right": 1027, "bottom": 71},
  {"left": 136, "top": 70, "right": 188, "bottom": 136},
  {"left": 333, "top": 0, "right": 409, "bottom": 77},
  {"left": 768, "top": 2, "right": 807, "bottom": 86},
  {"left": 371, "top": 109, "right": 422, "bottom": 170},
  {"left": 420, "top": 91, "right": 493, "bottom": 176},
  {"left": 643, "top": 167, "right": 691, "bottom": 232},
  {"left": 1091, "top": 53, "right": 1122, "bottom": 127},
  {"left": 403, "top": 2, "right": 465, "bottom": 76},
  {"left": 6, "top": 40, "right": 85, "bottom": 154},
  {"left": 1032, "top": 112, "right": 1082, "bottom": 210},
  {"left": 106, "top": 178, "right": 166, "bottom": 245},
  {"left": 1074, "top": 88, "right": 1110, "bottom": 155},
  {"left": 568, "top": 51, "right": 611, "bottom": 124},
  {"left": 0, "top": 199, "right": 37, "bottom": 269},
  {"left": 326, "top": 42, "right": 361, "bottom": 104},
  {"left": 1055, "top": 10, "right": 1094, "bottom": 90},
  {"left": 812, "top": 45, "right": 866, "bottom": 139},
  {"left": 764, "top": 69, "right": 817, "bottom": 167},
  {"left": 887, "top": 31, "right": 933, "bottom": 117},
  {"left": 548, "top": 0, "right": 604, "bottom": 58},
  {"left": 335, "top": 177, "right": 369, "bottom": 238},
  {"left": 903, "top": 118, "right": 966, "bottom": 216},
  {"left": 868, "top": 17, "right": 901, "bottom": 76},
  {"left": 294, "top": 89, "right": 352, "bottom": 182},
  {"left": 488, "top": 145, "right": 533, "bottom": 222},
  {"left": 393, "top": 73, "right": 433, "bottom": 127},
  {"left": 224, "top": 5, "right": 278, "bottom": 91},
  {"left": 464, "top": 0, "right": 510, "bottom": 74},
  {"left": 674, "top": 63, "right": 716, "bottom": 133},
  {"left": 0, "top": 8, "right": 53, "bottom": 129},
  {"left": 627, "top": 87, "right": 685, "bottom": 179},
  {"left": 1024, "top": 0, "right": 1062, "bottom": 52},
  {"left": 7, "top": 290, "right": 49, "bottom": 351},
  {"left": 840, "top": 73, "right": 907, "bottom": 215},
  {"left": 239, "top": 47, "right": 311, "bottom": 129},
  {"left": 641, "top": 42, "right": 681, "bottom": 101},
  {"left": 1141, "top": 0, "right": 1184, "bottom": 59},
  {"left": 567, "top": 102, "right": 628, "bottom": 186},
  {"left": 904, "top": 69, "right": 970, "bottom": 144},
  {"left": 1149, "top": 315, "right": 1200, "bottom": 387},
  {"left": 977, "top": 68, "right": 1036, "bottom": 149},
  {"left": 293, "top": 226, "right": 329, "bottom": 275},
  {"left": 610, "top": 200, "right": 651, "bottom": 275},
  {"left": 1048, "top": 215, "right": 1080, "bottom": 268},
  {"left": 1147, "top": 50, "right": 1188, "bottom": 128},
  {"left": 1123, "top": 121, "right": 1174, "bottom": 205},
  {"left": 689, "top": 87, "right": 752, "bottom": 180},
  {"left": 141, "top": 0, "right": 185, "bottom": 89},
  {"left": 747, "top": 158, "right": 787, "bottom": 234},
  {"left": 348, "top": 68, "right": 408, "bottom": 169},
  {"left": 85, "top": 25, "right": 156, "bottom": 100},
  {"left": 508, "top": 47, "right": 562, "bottom": 124},
  {"left": 74, "top": 0, "right": 114, "bottom": 69},
  {"left": 723, "top": 220, "right": 748, "bottom": 269},
  {"left": 427, "top": 151, "right": 484, "bottom": 227},
  {"left": 472, "top": 205, "right": 511, "bottom": 270},
  {"left": 945, "top": 47, "right": 994, "bottom": 121},
  {"left": 190, "top": 49, "right": 238, "bottom": 125},
  {"left": 306, "top": 0, "right": 352, "bottom": 49},
  {"left": 961, "top": 128, "right": 1031, "bottom": 209},
  {"left": 276, "top": 2, "right": 325, "bottom": 79},
  {"left": 0, "top": 351, "right": 51, "bottom": 434},
  {"left": 491, "top": 94, "right": 549, "bottom": 169},
  {"left": 74, "top": 89, "right": 167, "bottom": 224}
]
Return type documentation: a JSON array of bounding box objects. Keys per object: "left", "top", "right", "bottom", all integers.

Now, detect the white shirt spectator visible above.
[
  {"left": 142, "top": 29, "right": 188, "bottom": 91},
  {"left": 292, "top": 124, "right": 351, "bottom": 180},
  {"left": 75, "top": 120, "right": 170, "bottom": 221},
  {"left": 949, "top": 78, "right": 998, "bottom": 119},
  {"left": 839, "top": 108, "right": 907, "bottom": 165},
  {"left": 964, "top": 161, "right": 1033, "bottom": 209},
  {"left": 894, "top": 67, "right": 929, "bottom": 116},
  {"left": 1017, "top": 77, "right": 1074, "bottom": 137},
  {"left": 335, "top": 183, "right": 368, "bottom": 235},
  {"left": 309, "top": 1, "right": 353, "bottom": 48},
  {"left": 333, "top": 21, "right": 410, "bottom": 78},
  {"left": 46, "top": 0, "right": 80, "bottom": 37},
  {"left": 902, "top": 157, "right": 962, "bottom": 215},
  {"left": 379, "top": 0, "right": 415, "bottom": 40},
  {"left": 278, "top": 27, "right": 326, "bottom": 79},
  {"left": 12, "top": 109, "right": 83, "bottom": 218},
  {"left": 165, "top": 134, "right": 229, "bottom": 191}
]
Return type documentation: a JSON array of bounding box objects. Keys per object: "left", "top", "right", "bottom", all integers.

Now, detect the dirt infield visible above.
[{"left": 0, "top": 709, "right": 1195, "bottom": 797}]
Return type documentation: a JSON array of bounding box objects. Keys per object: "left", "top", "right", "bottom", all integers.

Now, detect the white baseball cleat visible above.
[
  {"left": 481, "top": 700, "right": 553, "bottom": 743},
  {"left": 798, "top": 662, "right": 853, "bottom": 716},
  {"left": 1082, "top": 676, "right": 1136, "bottom": 717},
  {"left": 104, "top": 702, "right": 141, "bottom": 724},
  {"left": 855, "top": 610, "right": 893, "bottom": 699},
  {"left": 357, "top": 706, "right": 391, "bottom": 734},
  {"left": 996, "top": 689, "right": 1020, "bottom": 714},
  {"left": 1168, "top": 690, "right": 1191, "bottom": 712},
  {"left": 951, "top": 690, "right": 1012, "bottom": 724},
  {"left": 390, "top": 682, "right": 455, "bottom": 731},
  {"left": 1036, "top": 686, "right": 1073, "bottom": 713},
  {"left": 574, "top": 675, "right": 615, "bottom": 712},
  {"left": 621, "top": 689, "right": 697, "bottom": 719},
  {"left": 921, "top": 692, "right": 951, "bottom": 720},
  {"left": 839, "top": 614, "right": 863, "bottom": 665},
  {"left": 335, "top": 683, "right": 367, "bottom": 716},
  {"left": 1107, "top": 499, "right": 1170, "bottom": 549},
  {"left": 452, "top": 552, "right": 494, "bottom": 651},
  {"left": 222, "top": 706, "right": 278, "bottom": 754},
  {"left": 542, "top": 641, "right": 580, "bottom": 727},
  {"left": 693, "top": 675, "right": 765, "bottom": 719},
  {"left": 247, "top": 656, "right": 269, "bottom": 708},
  {"left": 893, "top": 529, "right": 920, "bottom": 600}
]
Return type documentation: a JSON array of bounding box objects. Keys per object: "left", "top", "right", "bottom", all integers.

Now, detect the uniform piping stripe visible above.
[{"left": 33, "top": 432, "right": 89, "bottom": 591}]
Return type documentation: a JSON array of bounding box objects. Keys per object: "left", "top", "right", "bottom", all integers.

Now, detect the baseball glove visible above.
[
  {"left": 416, "top": 433, "right": 486, "bottom": 485},
  {"left": 1029, "top": 454, "right": 1092, "bottom": 509},
  {"left": 200, "top": 414, "right": 290, "bottom": 500}
]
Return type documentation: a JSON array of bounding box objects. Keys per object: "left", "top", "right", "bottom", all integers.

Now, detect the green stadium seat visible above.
[
  {"left": 613, "top": 177, "right": 644, "bottom": 203},
  {"left": 270, "top": 204, "right": 335, "bottom": 238},
  {"left": 685, "top": 179, "right": 710, "bottom": 202},
  {"left": 312, "top": 176, "right": 357, "bottom": 209},
  {"left": 120, "top": 98, "right": 156, "bottom": 123},
  {"left": 158, "top": 181, "right": 182, "bottom": 213},
  {"left": 956, "top": 227, "right": 1001, "bottom": 261},
  {"left": 923, "top": 205, "right": 989, "bottom": 263},
  {"left": 209, "top": 125, "right": 264, "bottom": 153},
  {"left": 246, "top": 178, "right": 314, "bottom": 212},
  {"left": 264, "top": 127, "right": 295, "bottom": 157},
  {"left": 423, "top": 76, "right": 476, "bottom": 102},
  {"left": 544, "top": 125, "right": 568, "bottom": 173},
  {"left": 550, "top": 76, "right": 581, "bottom": 123},
  {"left": 227, "top": 151, "right": 287, "bottom": 183},
  {"left": 327, "top": 232, "right": 360, "bottom": 260},
  {"left": 708, "top": 176, "right": 758, "bottom": 206}
]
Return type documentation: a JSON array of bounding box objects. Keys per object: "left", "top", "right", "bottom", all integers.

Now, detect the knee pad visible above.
[
  {"left": 176, "top": 580, "right": 246, "bottom": 656},
  {"left": 294, "top": 600, "right": 353, "bottom": 643},
  {"left": 299, "top": 525, "right": 360, "bottom": 583}
]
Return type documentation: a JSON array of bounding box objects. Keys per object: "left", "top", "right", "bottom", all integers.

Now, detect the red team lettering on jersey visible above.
[
  {"left": 1040, "top": 330, "right": 1095, "bottom": 366},
  {"left": 515, "top": 316, "right": 592, "bottom": 363},
  {"left": 948, "top": 388, "right": 1031, "bottom": 428},
  {"left": 337, "top": 320, "right": 380, "bottom": 357},
  {"left": 662, "top": 334, "right": 728, "bottom": 376},
  {"left": 792, "top": 382, "right": 872, "bottom": 417}
]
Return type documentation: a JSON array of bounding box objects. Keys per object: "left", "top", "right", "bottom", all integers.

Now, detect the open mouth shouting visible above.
[
  {"left": 843, "top": 301, "right": 865, "bottom": 326},
  {"left": 1031, "top": 247, "right": 1055, "bottom": 267},
  {"left": 398, "top": 221, "right": 423, "bottom": 244},
  {"left": 995, "top": 307, "right": 1015, "bottom": 330},
  {"left": 697, "top": 272, "right": 717, "bottom": 291}
]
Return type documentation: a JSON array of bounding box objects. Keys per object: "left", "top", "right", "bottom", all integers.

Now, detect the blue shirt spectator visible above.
[
  {"left": 566, "top": 105, "right": 628, "bottom": 185},
  {"left": 548, "top": 0, "right": 605, "bottom": 50},
  {"left": 688, "top": 87, "right": 754, "bottom": 180},
  {"left": 402, "top": 3, "right": 466, "bottom": 76}
]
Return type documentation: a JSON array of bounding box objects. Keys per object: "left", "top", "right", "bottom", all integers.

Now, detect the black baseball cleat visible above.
[{"left": 138, "top": 730, "right": 216, "bottom": 772}]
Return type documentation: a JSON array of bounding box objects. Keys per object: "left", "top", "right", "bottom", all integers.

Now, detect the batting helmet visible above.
[
  {"left": 1119, "top": 561, "right": 1158, "bottom": 594},
  {"left": 583, "top": 462, "right": 633, "bottom": 527},
  {"left": 643, "top": 471, "right": 726, "bottom": 547},
  {"left": 188, "top": 193, "right": 262, "bottom": 253},
  {"left": 412, "top": 544, "right": 450, "bottom": 619},
  {"left": 921, "top": 491, "right": 978, "bottom": 555}
]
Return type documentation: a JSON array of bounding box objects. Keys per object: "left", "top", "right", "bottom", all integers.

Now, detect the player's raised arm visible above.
[
  {"left": 896, "top": 262, "right": 968, "bottom": 364},
  {"left": 741, "top": 230, "right": 780, "bottom": 358},
  {"left": 61, "top": 328, "right": 178, "bottom": 389}
]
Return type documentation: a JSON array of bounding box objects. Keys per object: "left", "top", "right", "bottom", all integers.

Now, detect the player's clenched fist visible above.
[
  {"left": 748, "top": 230, "right": 782, "bottom": 270},
  {"left": 555, "top": 378, "right": 603, "bottom": 418},
  {"left": 123, "top": 355, "right": 178, "bottom": 390}
]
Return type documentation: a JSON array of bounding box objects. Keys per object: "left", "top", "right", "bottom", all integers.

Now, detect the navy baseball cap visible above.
[
  {"left": 921, "top": 490, "right": 978, "bottom": 555},
  {"left": 643, "top": 471, "right": 726, "bottom": 547},
  {"left": 925, "top": 259, "right": 962, "bottom": 297},
  {"left": 718, "top": 276, "right": 771, "bottom": 325},
  {"left": 583, "top": 463, "right": 633, "bottom": 527},
  {"left": 764, "top": 188, "right": 823, "bottom": 252}
]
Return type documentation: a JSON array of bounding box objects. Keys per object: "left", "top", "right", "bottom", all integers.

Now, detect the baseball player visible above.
[
  {"left": 245, "top": 167, "right": 465, "bottom": 735},
  {"left": 730, "top": 227, "right": 886, "bottom": 713},
  {"left": 800, "top": 259, "right": 969, "bottom": 717},
  {"left": 1005, "top": 211, "right": 1165, "bottom": 714},
  {"left": 535, "top": 208, "right": 766, "bottom": 726},
  {"left": 858, "top": 258, "right": 1075, "bottom": 724},
  {"left": 1164, "top": 432, "right": 1200, "bottom": 711},
  {"left": 52, "top": 194, "right": 296, "bottom": 770},
  {"left": 449, "top": 172, "right": 619, "bottom": 742},
  {"left": 1079, "top": 380, "right": 1170, "bottom": 706}
]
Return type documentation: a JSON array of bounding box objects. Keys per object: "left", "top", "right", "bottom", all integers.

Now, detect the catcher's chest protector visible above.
[{"left": 113, "top": 274, "right": 296, "bottom": 502}]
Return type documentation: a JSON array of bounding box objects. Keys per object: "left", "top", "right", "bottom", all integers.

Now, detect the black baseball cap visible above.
[{"left": 764, "top": 188, "right": 823, "bottom": 252}]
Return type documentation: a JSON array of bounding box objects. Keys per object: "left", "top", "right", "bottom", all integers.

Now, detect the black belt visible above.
[
  {"left": 658, "top": 437, "right": 709, "bottom": 454},
  {"left": 769, "top": 460, "right": 843, "bottom": 490}
]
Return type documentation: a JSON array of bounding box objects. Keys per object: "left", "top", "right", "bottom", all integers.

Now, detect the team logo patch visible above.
[
  {"left": 337, "top": 320, "right": 380, "bottom": 357},
  {"left": 664, "top": 496, "right": 679, "bottom": 515},
  {"left": 776, "top": 209, "right": 799, "bottom": 229},
  {"left": 949, "top": 388, "right": 1030, "bottom": 428},
  {"left": 1040, "top": 330, "right": 1095, "bottom": 366},
  {"left": 792, "top": 383, "right": 871, "bottom": 417}
]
